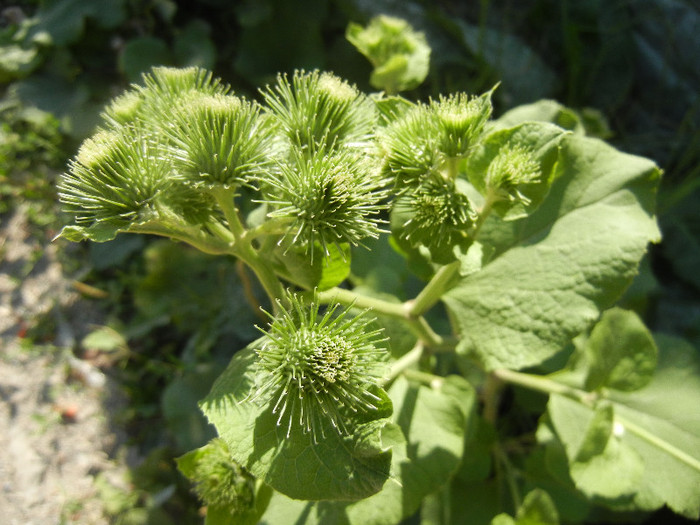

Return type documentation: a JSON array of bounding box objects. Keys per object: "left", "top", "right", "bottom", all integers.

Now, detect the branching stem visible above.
[
  {"left": 492, "top": 368, "right": 596, "bottom": 406},
  {"left": 211, "top": 187, "right": 285, "bottom": 310},
  {"left": 315, "top": 287, "right": 447, "bottom": 348},
  {"left": 384, "top": 342, "right": 424, "bottom": 385},
  {"left": 409, "top": 260, "right": 460, "bottom": 317},
  {"left": 494, "top": 368, "right": 700, "bottom": 473}
]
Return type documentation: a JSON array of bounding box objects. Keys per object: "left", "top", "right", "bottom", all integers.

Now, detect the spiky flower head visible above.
[
  {"left": 393, "top": 180, "right": 476, "bottom": 262},
  {"left": 379, "top": 104, "right": 441, "bottom": 190},
  {"left": 101, "top": 66, "right": 229, "bottom": 131},
  {"left": 167, "top": 93, "right": 276, "bottom": 190},
  {"left": 399, "top": 180, "right": 476, "bottom": 243},
  {"left": 262, "top": 70, "right": 375, "bottom": 150},
  {"left": 58, "top": 127, "right": 174, "bottom": 226},
  {"left": 264, "top": 145, "right": 387, "bottom": 258},
  {"left": 485, "top": 144, "right": 541, "bottom": 204},
  {"left": 187, "top": 439, "right": 256, "bottom": 512},
  {"left": 253, "top": 292, "right": 388, "bottom": 442},
  {"left": 430, "top": 90, "right": 493, "bottom": 158}
]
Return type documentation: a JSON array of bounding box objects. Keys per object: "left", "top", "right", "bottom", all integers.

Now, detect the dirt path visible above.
[{"left": 0, "top": 206, "right": 126, "bottom": 524}]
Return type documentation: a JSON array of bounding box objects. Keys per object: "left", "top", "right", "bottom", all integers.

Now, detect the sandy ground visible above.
[{"left": 0, "top": 206, "right": 127, "bottom": 524}]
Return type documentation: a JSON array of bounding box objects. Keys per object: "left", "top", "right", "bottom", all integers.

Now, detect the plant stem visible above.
[
  {"left": 615, "top": 414, "right": 700, "bottom": 473},
  {"left": 402, "top": 368, "right": 445, "bottom": 387},
  {"left": 493, "top": 443, "right": 522, "bottom": 511},
  {"left": 128, "top": 223, "right": 230, "bottom": 255},
  {"left": 317, "top": 288, "right": 407, "bottom": 318},
  {"left": 482, "top": 373, "right": 504, "bottom": 424},
  {"left": 409, "top": 260, "right": 460, "bottom": 317},
  {"left": 316, "top": 287, "right": 447, "bottom": 348},
  {"left": 492, "top": 368, "right": 595, "bottom": 406},
  {"left": 211, "top": 187, "right": 246, "bottom": 243},
  {"left": 211, "top": 187, "right": 285, "bottom": 309},
  {"left": 384, "top": 343, "right": 424, "bottom": 385},
  {"left": 495, "top": 369, "right": 700, "bottom": 473},
  {"left": 446, "top": 156, "right": 460, "bottom": 181}
]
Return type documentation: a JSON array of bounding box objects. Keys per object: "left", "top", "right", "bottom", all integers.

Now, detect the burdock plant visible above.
[{"left": 56, "top": 49, "right": 699, "bottom": 524}]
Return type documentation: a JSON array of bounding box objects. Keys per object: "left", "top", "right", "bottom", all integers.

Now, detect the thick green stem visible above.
[
  {"left": 317, "top": 288, "right": 407, "bottom": 318},
  {"left": 316, "top": 287, "right": 447, "bottom": 348},
  {"left": 128, "top": 223, "right": 230, "bottom": 255},
  {"left": 446, "top": 156, "right": 460, "bottom": 182},
  {"left": 211, "top": 187, "right": 246, "bottom": 242},
  {"left": 492, "top": 368, "right": 595, "bottom": 405},
  {"left": 384, "top": 343, "right": 424, "bottom": 385},
  {"left": 211, "top": 187, "right": 285, "bottom": 309},
  {"left": 494, "top": 368, "right": 700, "bottom": 474},
  {"left": 409, "top": 260, "right": 460, "bottom": 317}
]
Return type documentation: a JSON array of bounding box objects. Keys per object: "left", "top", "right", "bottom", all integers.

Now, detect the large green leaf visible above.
[
  {"left": 546, "top": 395, "right": 644, "bottom": 499},
  {"left": 443, "top": 134, "right": 661, "bottom": 370},
  {"left": 607, "top": 335, "right": 700, "bottom": 518},
  {"left": 539, "top": 334, "right": 700, "bottom": 518},
  {"left": 200, "top": 343, "right": 397, "bottom": 502},
  {"left": 259, "top": 375, "right": 475, "bottom": 524}
]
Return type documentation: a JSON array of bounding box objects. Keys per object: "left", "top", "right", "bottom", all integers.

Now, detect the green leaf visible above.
[
  {"left": 497, "top": 100, "right": 586, "bottom": 135},
  {"left": 259, "top": 375, "right": 475, "bottom": 524},
  {"left": 273, "top": 241, "right": 351, "bottom": 291},
  {"left": 0, "top": 43, "right": 41, "bottom": 82},
  {"left": 514, "top": 489, "right": 559, "bottom": 525},
  {"left": 26, "top": 0, "right": 126, "bottom": 46},
  {"left": 495, "top": 100, "right": 612, "bottom": 140},
  {"left": 466, "top": 122, "right": 567, "bottom": 221},
  {"left": 444, "top": 134, "right": 661, "bottom": 370},
  {"left": 546, "top": 395, "right": 644, "bottom": 499},
  {"left": 582, "top": 307, "right": 658, "bottom": 392},
  {"left": 606, "top": 335, "right": 700, "bottom": 518},
  {"left": 119, "top": 37, "right": 172, "bottom": 83},
  {"left": 449, "top": 19, "right": 556, "bottom": 106},
  {"left": 162, "top": 365, "right": 219, "bottom": 452},
  {"left": 57, "top": 222, "right": 121, "bottom": 242},
  {"left": 491, "top": 489, "right": 559, "bottom": 525},
  {"left": 200, "top": 343, "right": 396, "bottom": 501}
]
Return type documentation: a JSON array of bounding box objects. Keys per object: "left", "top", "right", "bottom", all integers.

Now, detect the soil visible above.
[{"left": 0, "top": 206, "right": 128, "bottom": 524}]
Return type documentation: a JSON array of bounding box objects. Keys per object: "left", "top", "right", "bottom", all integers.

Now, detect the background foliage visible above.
[{"left": 1, "top": 0, "right": 698, "bottom": 523}]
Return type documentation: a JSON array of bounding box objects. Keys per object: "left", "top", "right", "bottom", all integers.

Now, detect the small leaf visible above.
[
  {"left": 491, "top": 489, "right": 559, "bottom": 525},
  {"left": 582, "top": 307, "right": 658, "bottom": 392},
  {"left": 273, "top": 241, "right": 351, "bottom": 291},
  {"left": 200, "top": 344, "right": 396, "bottom": 501},
  {"left": 57, "top": 223, "right": 121, "bottom": 243},
  {"left": 514, "top": 489, "right": 559, "bottom": 525},
  {"left": 546, "top": 395, "right": 644, "bottom": 499}
]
